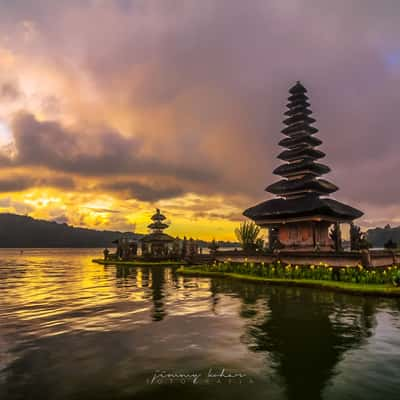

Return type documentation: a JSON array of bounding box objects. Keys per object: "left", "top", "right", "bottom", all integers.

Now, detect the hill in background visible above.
[
  {"left": 366, "top": 225, "right": 400, "bottom": 248},
  {"left": 0, "top": 213, "right": 240, "bottom": 248},
  {"left": 0, "top": 213, "right": 142, "bottom": 248}
]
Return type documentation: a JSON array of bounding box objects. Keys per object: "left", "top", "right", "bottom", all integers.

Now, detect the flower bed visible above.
[{"left": 195, "top": 260, "right": 400, "bottom": 286}]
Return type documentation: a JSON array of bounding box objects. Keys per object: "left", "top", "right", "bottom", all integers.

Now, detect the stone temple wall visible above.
[{"left": 278, "top": 221, "right": 333, "bottom": 251}]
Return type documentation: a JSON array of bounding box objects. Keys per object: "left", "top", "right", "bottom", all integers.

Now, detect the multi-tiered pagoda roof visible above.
[
  {"left": 244, "top": 81, "right": 363, "bottom": 223},
  {"left": 147, "top": 209, "right": 169, "bottom": 232},
  {"left": 142, "top": 209, "right": 174, "bottom": 243}
]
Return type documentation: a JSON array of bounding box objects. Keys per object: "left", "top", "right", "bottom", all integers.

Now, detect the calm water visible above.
[{"left": 1, "top": 249, "right": 400, "bottom": 400}]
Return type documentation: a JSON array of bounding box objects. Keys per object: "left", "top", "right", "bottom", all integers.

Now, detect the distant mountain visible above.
[
  {"left": 0, "top": 213, "right": 142, "bottom": 248},
  {"left": 366, "top": 225, "right": 400, "bottom": 248},
  {"left": 0, "top": 213, "right": 241, "bottom": 248}
]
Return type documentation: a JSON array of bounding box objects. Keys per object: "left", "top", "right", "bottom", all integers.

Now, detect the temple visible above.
[
  {"left": 243, "top": 81, "right": 363, "bottom": 251},
  {"left": 140, "top": 209, "right": 175, "bottom": 257}
]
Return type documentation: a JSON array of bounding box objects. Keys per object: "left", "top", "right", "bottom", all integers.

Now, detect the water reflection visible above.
[
  {"left": 250, "top": 289, "right": 375, "bottom": 400},
  {"left": 210, "top": 279, "right": 382, "bottom": 399},
  {"left": 1, "top": 249, "right": 400, "bottom": 400},
  {"left": 115, "top": 266, "right": 167, "bottom": 321}
]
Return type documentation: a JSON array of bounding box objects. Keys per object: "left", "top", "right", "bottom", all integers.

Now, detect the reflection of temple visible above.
[
  {"left": 211, "top": 279, "right": 377, "bottom": 400},
  {"left": 115, "top": 265, "right": 168, "bottom": 321},
  {"left": 254, "top": 290, "right": 375, "bottom": 399},
  {"left": 148, "top": 267, "right": 167, "bottom": 321},
  {"left": 140, "top": 209, "right": 175, "bottom": 258},
  {"left": 244, "top": 82, "right": 363, "bottom": 251}
]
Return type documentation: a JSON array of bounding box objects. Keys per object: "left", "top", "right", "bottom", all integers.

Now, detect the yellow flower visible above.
[
  {"left": 295, "top": 265, "right": 299, "bottom": 270},
  {"left": 310, "top": 265, "right": 315, "bottom": 270},
  {"left": 328, "top": 267, "right": 333, "bottom": 272}
]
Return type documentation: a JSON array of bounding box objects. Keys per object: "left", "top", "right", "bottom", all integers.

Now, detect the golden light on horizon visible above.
[{"left": 0, "top": 185, "right": 245, "bottom": 241}]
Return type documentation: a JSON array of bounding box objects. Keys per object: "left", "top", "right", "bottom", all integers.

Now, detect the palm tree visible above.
[{"left": 235, "top": 221, "right": 262, "bottom": 251}]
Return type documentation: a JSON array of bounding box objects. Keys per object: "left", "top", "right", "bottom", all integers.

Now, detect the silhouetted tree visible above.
[{"left": 235, "top": 221, "right": 262, "bottom": 251}]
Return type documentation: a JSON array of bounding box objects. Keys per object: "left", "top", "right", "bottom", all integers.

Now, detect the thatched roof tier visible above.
[
  {"left": 151, "top": 209, "right": 166, "bottom": 221},
  {"left": 289, "top": 81, "right": 307, "bottom": 94},
  {"left": 140, "top": 232, "right": 174, "bottom": 243},
  {"left": 286, "top": 100, "right": 311, "bottom": 109},
  {"left": 278, "top": 147, "right": 325, "bottom": 162},
  {"left": 273, "top": 161, "right": 330, "bottom": 177},
  {"left": 266, "top": 177, "right": 338, "bottom": 197},
  {"left": 278, "top": 135, "right": 322, "bottom": 148},
  {"left": 243, "top": 195, "right": 363, "bottom": 223},
  {"left": 281, "top": 124, "right": 318, "bottom": 136},
  {"left": 283, "top": 114, "right": 316, "bottom": 126},
  {"left": 147, "top": 221, "right": 169, "bottom": 230},
  {"left": 284, "top": 107, "right": 312, "bottom": 117},
  {"left": 287, "top": 93, "right": 308, "bottom": 103}
]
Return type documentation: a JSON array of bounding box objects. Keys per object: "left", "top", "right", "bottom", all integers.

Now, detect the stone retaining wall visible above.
[{"left": 213, "top": 250, "right": 400, "bottom": 268}]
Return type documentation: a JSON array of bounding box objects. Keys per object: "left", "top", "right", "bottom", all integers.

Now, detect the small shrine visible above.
[
  {"left": 243, "top": 82, "right": 363, "bottom": 251},
  {"left": 112, "top": 232, "right": 138, "bottom": 259},
  {"left": 140, "top": 209, "right": 175, "bottom": 257}
]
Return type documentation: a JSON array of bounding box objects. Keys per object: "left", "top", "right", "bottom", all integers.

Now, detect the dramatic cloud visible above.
[
  {"left": 100, "top": 180, "right": 185, "bottom": 202},
  {"left": 1, "top": 112, "right": 218, "bottom": 190},
  {"left": 0, "top": 174, "right": 75, "bottom": 192},
  {"left": 0, "top": 0, "right": 399, "bottom": 237}
]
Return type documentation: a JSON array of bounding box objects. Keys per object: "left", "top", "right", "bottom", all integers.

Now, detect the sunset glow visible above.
[{"left": 0, "top": 0, "right": 399, "bottom": 239}]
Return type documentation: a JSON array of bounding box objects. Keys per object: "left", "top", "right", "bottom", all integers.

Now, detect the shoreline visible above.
[
  {"left": 177, "top": 267, "right": 400, "bottom": 297},
  {"left": 92, "top": 259, "right": 186, "bottom": 267}
]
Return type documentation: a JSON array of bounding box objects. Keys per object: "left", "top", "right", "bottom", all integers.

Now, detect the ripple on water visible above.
[{"left": 1, "top": 249, "right": 400, "bottom": 400}]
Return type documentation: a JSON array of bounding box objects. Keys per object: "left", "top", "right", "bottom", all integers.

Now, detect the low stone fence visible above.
[{"left": 213, "top": 250, "right": 400, "bottom": 268}]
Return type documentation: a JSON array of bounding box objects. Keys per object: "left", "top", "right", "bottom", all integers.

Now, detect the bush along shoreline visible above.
[{"left": 177, "top": 260, "right": 400, "bottom": 297}]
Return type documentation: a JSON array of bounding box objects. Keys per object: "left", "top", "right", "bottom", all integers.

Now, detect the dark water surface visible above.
[{"left": 1, "top": 249, "right": 400, "bottom": 400}]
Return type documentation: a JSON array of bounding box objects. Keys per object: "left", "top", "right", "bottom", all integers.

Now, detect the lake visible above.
[{"left": 1, "top": 248, "right": 400, "bottom": 400}]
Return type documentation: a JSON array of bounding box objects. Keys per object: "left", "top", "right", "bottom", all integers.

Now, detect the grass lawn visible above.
[
  {"left": 92, "top": 259, "right": 186, "bottom": 266},
  {"left": 177, "top": 267, "right": 400, "bottom": 297}
]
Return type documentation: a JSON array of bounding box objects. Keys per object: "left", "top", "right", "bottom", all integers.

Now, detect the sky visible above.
[{"left": 0, "top": 0, "right": 399, "bottom": 240}]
